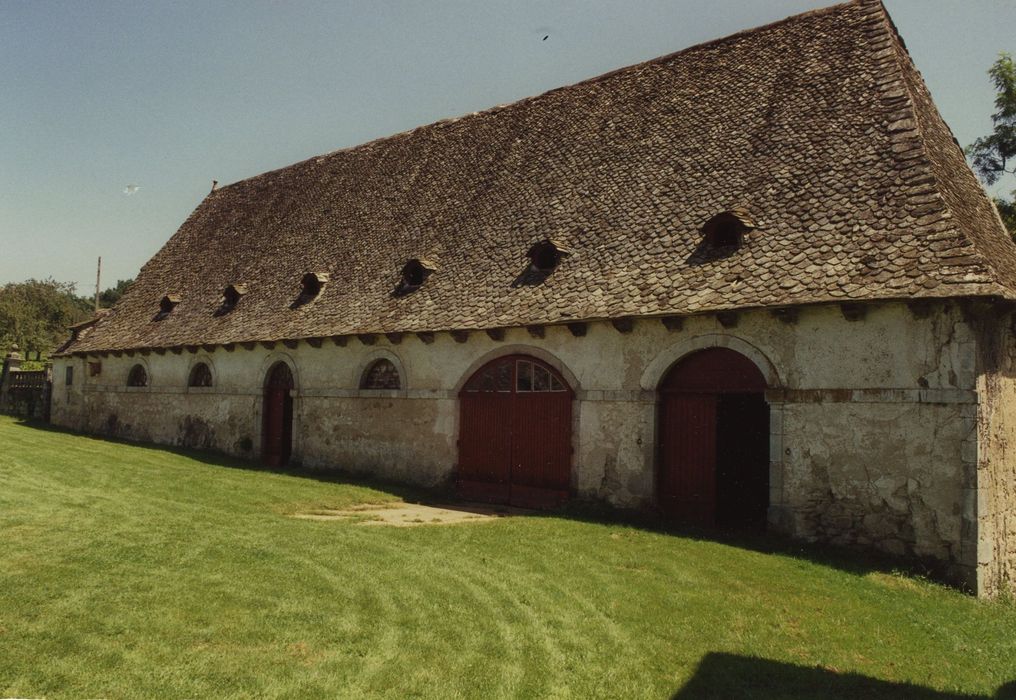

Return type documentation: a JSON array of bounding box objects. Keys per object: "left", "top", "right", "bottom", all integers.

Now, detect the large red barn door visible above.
[
  {"left": 262, "top": 362, "right": 294, "bottom": 467},
  {"left": 658, "top": 348, "right": 769, "bottom": 529},
  {"left": 458, "top": 391, "right": 513, "bottom": 503},
  {"left": 458, "top": 355, "right": 573, "bottom": 508},
  {"left": 658, "top": 394, "right": 718, "bottom": 526}
]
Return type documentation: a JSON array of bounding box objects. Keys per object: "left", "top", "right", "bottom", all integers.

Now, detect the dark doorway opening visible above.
[
  {"left": 658, "top": 347, "right": 770, "bottom": 530},
  {"left": 457, "top": 354, "right": 573, "bottom": 509},
  {"left": 262, "top": 362, "right": 294, "bottom": 467}
]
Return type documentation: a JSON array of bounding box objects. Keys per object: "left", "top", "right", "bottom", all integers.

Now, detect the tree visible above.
[
  {"left": 966, "top": 53, "right": 1016, "bottom": 239},
  {"left": 99, "top": 278, "right": 133, "bottom": 307},
  {"left": 0, "top": 279, "right": 92, "bottom": 356},
  {"left": 998, "top": 198, "right": 1016, "bottom": 236}
]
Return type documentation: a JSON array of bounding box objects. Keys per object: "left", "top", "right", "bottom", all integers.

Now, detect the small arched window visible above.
[
  {"left": 461, "top": 356, "right": 571, "bottom": 394},
  {"left": 515, "top": 359, "right": 567, "bottom": 392},
  {"left": 188, "top": 362, "right": 213, "bottom": 388},
  {"left": 360, "top": 359, "right": 401, "bottom": 390},
  {"left": 127, "top": 364, "right": 148, "bottom": 387}
]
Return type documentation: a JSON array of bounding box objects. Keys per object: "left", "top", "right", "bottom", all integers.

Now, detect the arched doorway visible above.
[
  {"left": 658, "top": 347, "right": 770, "bottom": 530},
  {"left": 458, "top": 354, "right": 573, "bottom": 508},
  {"left": 262, "top": 362, "right": 294, "bottom": 467}
]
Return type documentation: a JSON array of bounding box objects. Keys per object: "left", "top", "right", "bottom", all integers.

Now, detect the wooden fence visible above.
[{"left": 0, "top": 349, "right": 52, "bottom": 421}]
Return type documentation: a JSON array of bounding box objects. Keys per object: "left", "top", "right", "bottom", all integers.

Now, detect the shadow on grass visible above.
[
  {"left": 11, "top": 418, "right": 963, "bottom": 590},
  {"left": 672, "top": 652, "right": 1014, "bottom": 699}
]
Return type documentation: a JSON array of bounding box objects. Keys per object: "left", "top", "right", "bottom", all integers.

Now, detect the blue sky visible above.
[{"left": 1, "top": 0, "right": 1013, "bottom": 290}]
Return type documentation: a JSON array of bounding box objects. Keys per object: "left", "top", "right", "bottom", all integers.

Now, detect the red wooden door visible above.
[
  {"left": 262, "top": 362, "right": 294, "bottom": 467},
  {"left": 511, "top": 390, "right": 572, "bottom": 508},
  {"left": 658, "top": 348, "right": 769, "bottom": 528},
  {"left": 658, "top": 394, "right": 718, "bottom": 525},
  {"left": 458, "top": 356, "right": 573, "bottom": 508},
  {"left": 458, "top": 392, "right": 513, "bottom": 503}
]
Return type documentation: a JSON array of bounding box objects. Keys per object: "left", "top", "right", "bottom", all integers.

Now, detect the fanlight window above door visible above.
[
  {"left": 463, "top": 357, "right": 568, "bottom": 393},
  {"left": 516, "top": 359, "right": 566, "bottom": 392}
]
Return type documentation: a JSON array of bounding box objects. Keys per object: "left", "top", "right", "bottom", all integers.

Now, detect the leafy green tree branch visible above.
[{"left": 966, "top": 53, "right": 1016, "bottom": 239}]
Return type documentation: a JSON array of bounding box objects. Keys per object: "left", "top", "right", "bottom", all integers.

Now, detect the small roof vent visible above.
[
  {"left": 527, "top": 239, "right": 571, "bottom": 273},
  {"left": 155, "top": 294, "right": 180, "bottom": 320},
  {"left": 222, "top": 284, "right": 247, "bottom": 309},
  {"left": 296, "top": 272, "right": 329, "bottom": 306},
  {"left": 702, "top": 210, "right": 755, "bottom": 250},
  {"left": 396, "top": 259, "right": 437, "bottom": 295}
]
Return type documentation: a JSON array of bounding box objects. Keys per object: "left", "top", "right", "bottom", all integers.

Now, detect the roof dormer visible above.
[
  {"left": 396, "top": 259, "right": 437, "bottom": 295},
  {"left": 527, "top": 239, "right": 571, "bottom": 273},
  {"left": 222, "top": 284, "right": 247, "bottom": 309},
  {"left": 702, "top": 210, "right": 756, "bottom": 250},
  {"left": 296, "top": 272, "right": 328, "bottom": 305},
  {"left": 155, "top": 294, "right": 180, "bottom": 320}
]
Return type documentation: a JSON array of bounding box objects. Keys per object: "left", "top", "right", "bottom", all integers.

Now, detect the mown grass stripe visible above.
[{"left": 1, "top": 416, "right": 1014, "bottom": 698}]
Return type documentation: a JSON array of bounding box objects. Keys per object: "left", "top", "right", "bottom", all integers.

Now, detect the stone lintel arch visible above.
[
  {"left": 258, "top": 352, "right": 300, "bottom": 392},
  {"left": 642, "top": 332, "right": 787, "bottom": 532},
  {"left": 640, "top": 333, "right": 782, "bottom": 392},
  {"left": 453, "top": 343, "right": 581, "bottom": 396},
  {"left": 257, "top": 351, "right": 300, "bottom": 467},
  {"left": 353, "top": 348, "right": 407, "bottom": 396}
]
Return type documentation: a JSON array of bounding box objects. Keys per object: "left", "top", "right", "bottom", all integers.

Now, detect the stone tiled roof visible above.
[
  {"left": 63, "top": 0, "right": 1016, "bottom": 354},
  {"left": 55, "top": 309, "right": 110, "bottom": 354}
]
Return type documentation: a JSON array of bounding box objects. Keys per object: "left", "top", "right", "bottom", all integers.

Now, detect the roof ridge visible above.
[
  {"left": 871, "top": 0, "right": 1016, "bottom": 296},
  {"left": 216, "top": 0, "right": 858, "bottom": 193}
]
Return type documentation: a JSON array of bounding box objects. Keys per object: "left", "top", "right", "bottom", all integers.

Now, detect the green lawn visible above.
[{"left": 1, "top": 415, "right": 1014, "bottom": 699}]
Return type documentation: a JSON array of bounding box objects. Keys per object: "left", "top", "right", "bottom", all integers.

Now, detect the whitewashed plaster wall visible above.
[{"left": 51, "top": 300, "right": 991, "bottom": 590}]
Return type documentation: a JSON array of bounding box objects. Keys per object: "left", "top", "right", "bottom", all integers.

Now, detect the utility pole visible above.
[{"left": 94, "top": 256, "right": 101, "bottom": 312}]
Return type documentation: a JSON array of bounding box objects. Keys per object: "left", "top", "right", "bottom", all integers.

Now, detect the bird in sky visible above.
[{"left": 123, "top": 184, "right": 140, "bottom": 195}]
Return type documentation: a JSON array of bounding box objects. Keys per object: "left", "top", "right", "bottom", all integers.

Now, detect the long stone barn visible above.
[{"left": 51, "top": 0, "right": 1016, "bottom": 597}]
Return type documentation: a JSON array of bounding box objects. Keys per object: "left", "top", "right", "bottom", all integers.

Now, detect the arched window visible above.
[
  {"left": 463, "top": 357, "right": 567, "bottom": 393},
  {"left": 127, "top": 364, "right": 148, "bottom": 387},
  {"left": 360, "top": 359, "right": 401, "bottom": 390},
  {"left": 188, "top": 362, "right": 213, "bottom": 388}
]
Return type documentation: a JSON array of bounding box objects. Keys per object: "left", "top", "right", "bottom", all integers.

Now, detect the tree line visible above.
[
  {"left": 967, "top": 53, "right": 1016, "bottom": 237},
  {"left": 0, "top": 278, "right": 132, "bottom": 362}
]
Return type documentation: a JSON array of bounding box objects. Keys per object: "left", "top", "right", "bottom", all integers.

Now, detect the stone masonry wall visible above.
[
  {"left": 974, "top": 303, "right": 1016, "bottom": 597},
  {"left": 51, "top": 300, "right": 982, "bottom": 588}
]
